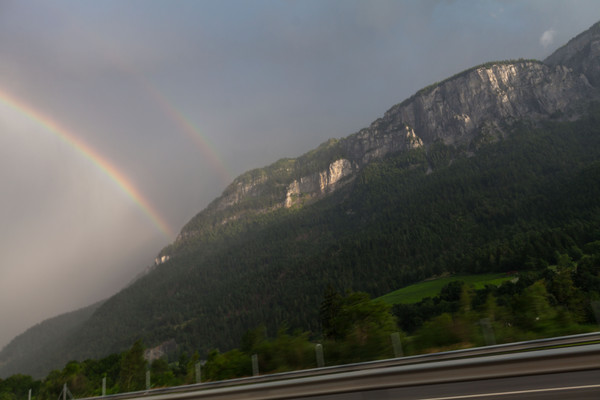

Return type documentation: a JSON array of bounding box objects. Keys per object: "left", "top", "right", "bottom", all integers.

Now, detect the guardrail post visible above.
[
  {"left": 195, "top": 361, "right": 202, "bottom": 383},
  {"left": 391, "top": 332, "right": 403, "bottom": 357},
  {"left": 28, "top": 389, "right": 31, "bottom": 400},
  {"left": 315, "top": 344, "right": 325, "bottom": 368},
  {"left": 146, "top": 370, "right": 151, "bottom": 390},
  {"left": 252, "top": 354, "right": 259, "bottom": 376},
  {"left": 480, "top": 318, "right": 496, "bottom": 345},
  {"left": 102, "top": 377, "right": 106, "bottom": 396},
  {"left": 592, "top": 301, "right": 600, "bottom": 326}
]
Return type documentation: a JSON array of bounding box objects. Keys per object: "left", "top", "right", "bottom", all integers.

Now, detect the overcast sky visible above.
[{"left": 1, "top": 0, "right": 599, "bottom": 350}]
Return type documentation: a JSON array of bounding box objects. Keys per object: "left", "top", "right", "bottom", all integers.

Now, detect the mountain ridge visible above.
[
  {"left": 160, "top": 55, "right": 596, "bottom": 260},
  {"left": 3, "top": 21, "right": 600, "bottom": 378}
]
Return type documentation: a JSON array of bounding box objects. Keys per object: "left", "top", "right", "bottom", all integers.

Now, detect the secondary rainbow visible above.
[
  {"left": 144, "top": 84, "right": 233, "bottom": 185},
  {"left": 46, "top": 12, "right": 234, "bottom": 188},
  {"left": 0, "top": 89, "right": 174, "bottom": 239}
]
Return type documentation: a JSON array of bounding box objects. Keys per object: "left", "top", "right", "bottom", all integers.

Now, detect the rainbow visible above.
[
  {"left": 144, "top": 84, "right": 233, "bottom": 185},
  {"left": 0, "top": 89, "right": 175, "bottom": 239}
]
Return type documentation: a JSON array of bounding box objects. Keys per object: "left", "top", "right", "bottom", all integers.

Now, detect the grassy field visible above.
[{"left": 377, "top": 273, "right": 515, "bottom": 305}]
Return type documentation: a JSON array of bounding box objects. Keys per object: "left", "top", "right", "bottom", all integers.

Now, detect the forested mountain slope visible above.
[
  {"left": 2, "top": 21, "right": 600, "bottom": 378},
  {"left": 0, "top": 302, "right": 102, "bottom": 378}
]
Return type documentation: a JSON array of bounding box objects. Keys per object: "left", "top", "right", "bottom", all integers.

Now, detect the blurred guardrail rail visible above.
[{"left": 81, "top": 332, "right": 600, "bottom": 400}]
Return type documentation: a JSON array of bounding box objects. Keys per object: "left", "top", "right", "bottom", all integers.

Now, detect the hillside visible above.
[
  {"left": 0, "top": 302, "right": 102, "bottom": 378},
  {"left": 376, "top": 273, "right": 515, "bottom": 305},
  {"left": 2, "top": 21, "right": 600, "bottom": 378}
]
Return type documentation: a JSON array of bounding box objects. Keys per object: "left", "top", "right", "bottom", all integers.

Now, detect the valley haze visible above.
[{"left": 1, "top": 0, "right": 600, "bottom": 356}]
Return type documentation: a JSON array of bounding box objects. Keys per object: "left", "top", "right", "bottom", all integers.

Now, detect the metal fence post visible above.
[
  {"left": 315, "top": 344, "right": 325, "bottom": 368},
  {"left": 252, "top": 354, "right": 259, "bottom": 376},
  {"left": 391, "top": 332, "right": 403, "bottom": 357},
  {"left": 195, "top": 361, "right": 202, "bottom": 383},
  {"left": 591, "top": 301, "right": 600, "bottom": 326},
  {"left": 480, "top": 318, "right": 496, "bottom": 346}
]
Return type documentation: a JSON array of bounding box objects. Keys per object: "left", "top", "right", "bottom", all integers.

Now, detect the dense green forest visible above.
[
  {"left": 0, "top": 304, "right": 103, "bottom": 379},
  {"left": 6, "top": 104, "right": 600, "bottom": 379},
  {"left": 2, "top": 242, "right": 598, "bottom": 399},
  {"left": 4, "top": 105, "right": 600, "bottom": 377}
]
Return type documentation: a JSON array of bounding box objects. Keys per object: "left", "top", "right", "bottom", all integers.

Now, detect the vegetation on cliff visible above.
[
  {"left": 4, "top": 22, "right": 600, "bottom": 380},
  {"left": 4, "top": 104, "right": 598, "bottom": 380},
  {"left": 2, "top": 242, "right": 598, "bottom": 399}
]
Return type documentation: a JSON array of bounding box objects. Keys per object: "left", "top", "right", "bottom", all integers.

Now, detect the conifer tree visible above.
[{"left": 118, "top": 340, "right": 146, "bottom": 392}]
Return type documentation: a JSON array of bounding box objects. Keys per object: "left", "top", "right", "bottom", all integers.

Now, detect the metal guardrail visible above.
[{"left": 81, "top": 332, "right": 600, "bottom": 400}]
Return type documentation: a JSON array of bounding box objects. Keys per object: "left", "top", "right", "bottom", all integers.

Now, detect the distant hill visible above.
[
  {"left": 3, "top": 21, "right": 600, "bottom": 378},
  {"left": 0, "top": 302, "right": 102, "bottom": 378}
]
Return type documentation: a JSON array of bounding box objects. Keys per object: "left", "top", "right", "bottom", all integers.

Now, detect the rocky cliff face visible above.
[
  {"left": 545, "top": 21, "right": 600, "bottom": 87},
  {"left": 166, "top": 22, "right": 600, "bottom": 254},
  {"left": 284, "top": 158, "right": 355, "bottom": 208},
  {"left": 341, "top": 125, "right": 424, "bottom": 165},
  {"left": 7, "top": 21, "right": 600, "bottom": 379},
  {"left": 379, "top": 61, "right": 593, "bottom": 146}
]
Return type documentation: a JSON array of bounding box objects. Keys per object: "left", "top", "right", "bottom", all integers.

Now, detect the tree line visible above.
[
  {"left": 2, "top": 240, "right": 598, "bottom": 399},
  {"left": 4, "top": 106, "right": 600, "bottom": 379}
]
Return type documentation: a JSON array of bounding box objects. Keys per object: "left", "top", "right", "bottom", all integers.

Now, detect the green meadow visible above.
[{"left": 377, "top": 273, "right": 515, "bottom": 305}]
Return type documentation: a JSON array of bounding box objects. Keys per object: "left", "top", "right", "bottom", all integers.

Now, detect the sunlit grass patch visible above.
[{"left": 377, "top": 273, "right": 514, "bottom": 305}]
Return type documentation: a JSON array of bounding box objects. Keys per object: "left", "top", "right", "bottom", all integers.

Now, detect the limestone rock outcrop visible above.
[{"left": 165, "top": 21, "right": 600, "bottom": 254}]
